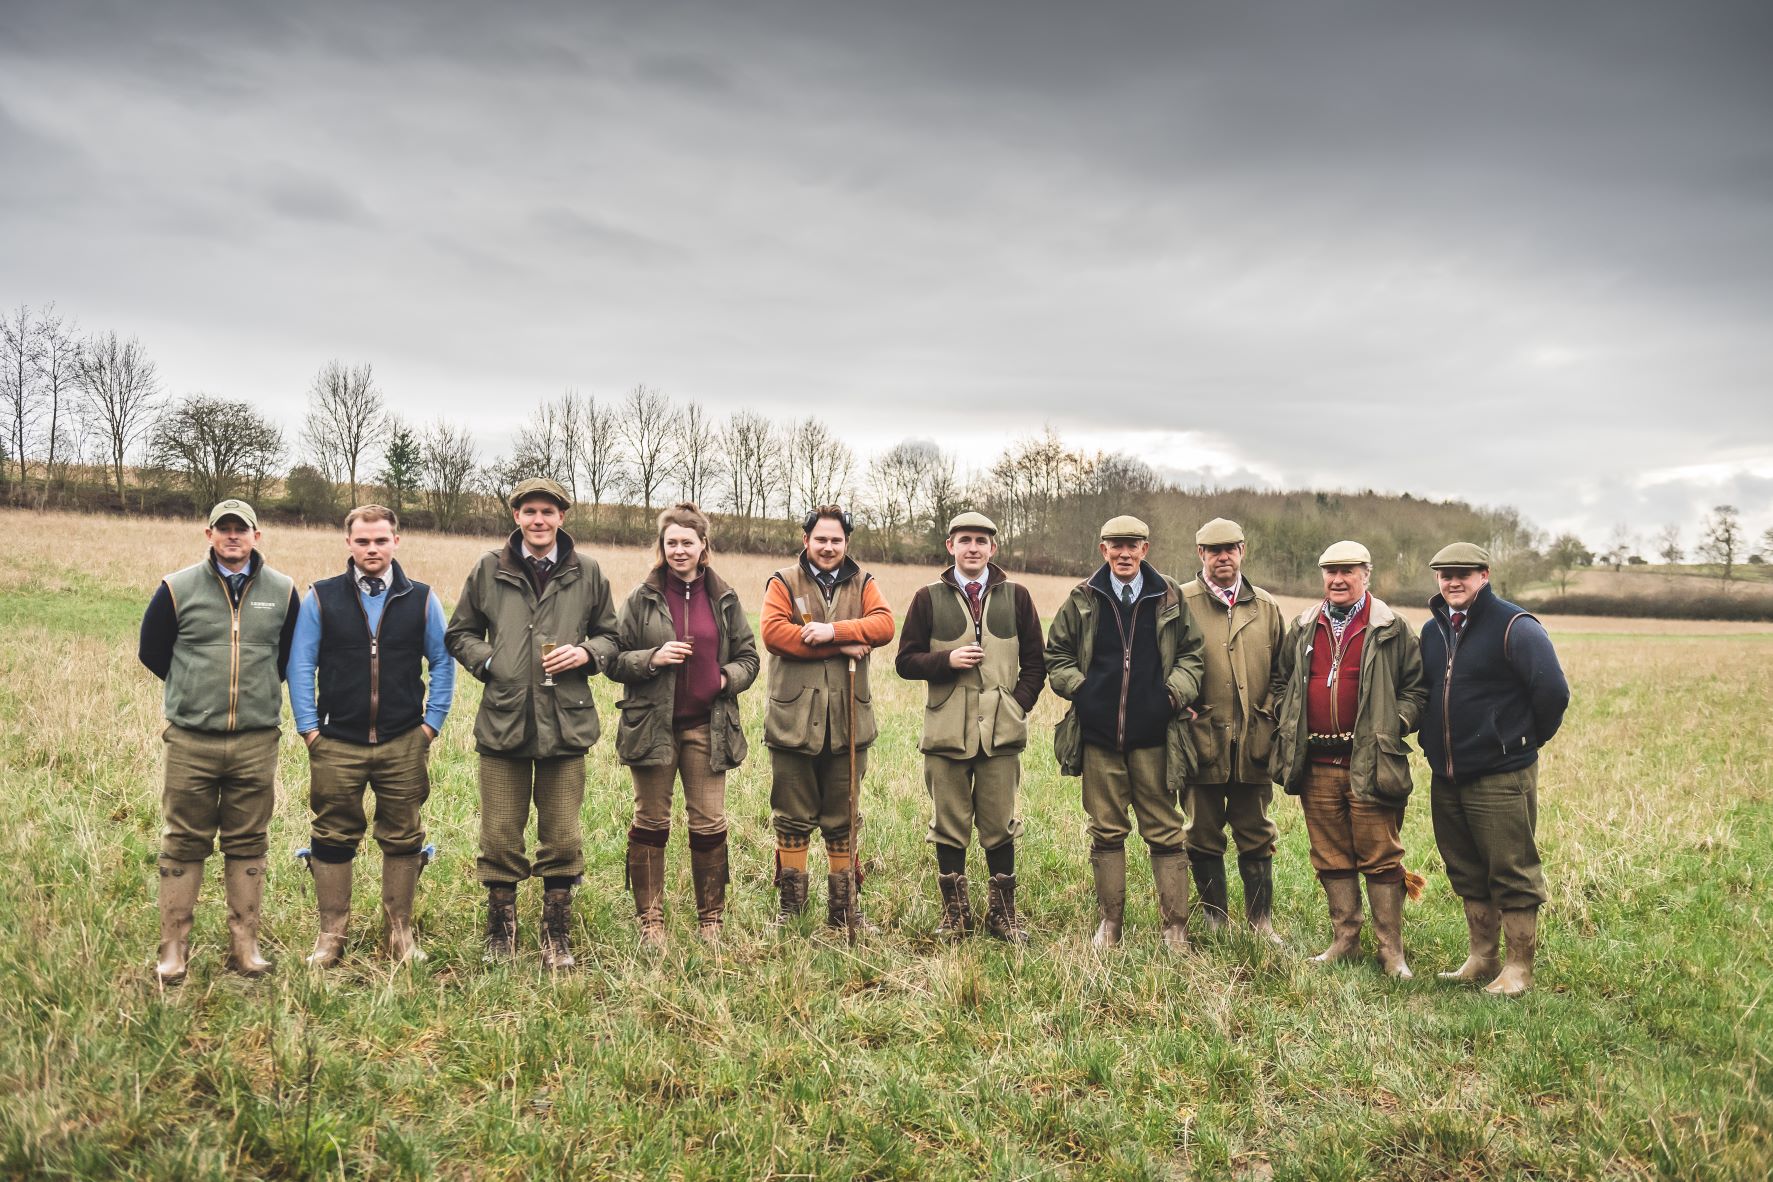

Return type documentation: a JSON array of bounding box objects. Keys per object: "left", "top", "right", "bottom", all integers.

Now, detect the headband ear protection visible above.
[{"left": 801, "top": 508, "right": 853, "bottom": 536}]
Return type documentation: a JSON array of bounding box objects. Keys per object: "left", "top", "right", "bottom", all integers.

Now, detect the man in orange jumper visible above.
[{"left": 760, "top": 505, "right": 896, "bottom": 929}]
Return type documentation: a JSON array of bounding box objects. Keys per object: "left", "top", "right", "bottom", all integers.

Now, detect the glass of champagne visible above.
[
  {"left": 540, "top": 633, "right": 558, "bottom": 687},
  {"left": 795, "top": 595, "right": 814, "bottom": 625}
]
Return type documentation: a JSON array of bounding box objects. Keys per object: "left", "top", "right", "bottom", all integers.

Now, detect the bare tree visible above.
[
  {"left": 1698, "top": 504, "right": 1743, "bottom": 583},
  {"left": 785, "top": 416, "right": 854, "bottom": 517},
  {"left": 1601, "top": 523, "right": 1636, "bottom": 572},
  {"left": 617, "top": 383, "right": 678, "bottom": 514},
  {"left": 77, "top": 331, "right": 161, "bottom": 501},
  {"left": 149, "top": 395, "right": 285, "bottom": 508},
  {"left": 1546, "top": 533, "right": 1591, "bottom": 596},
  {"left": 1655, "top": 524, "right": 1683, "bottom": 566},
  {"left": 569, "top": 391, "right": 621, "bottom": 523},
  {"left": 674, "top": 400, "right": 721, "bottom": 506},
  {"left": 509, "top": 397, "right": 576, "bottom": 489},
  {"left": 419, "top": 419, "right": 479, "bottom": 531},
  {"left": 865, "top": 438, "right": 946, "bottom": 556},
  {"left": 33, "top": 308, "right": 80, "bottom": 504},
  {"left": 0, "top": 304, "right": 41, "bottom": 499},
  {"left": 302, "top": 360, "right": 384, "bottom": 505},
  {"left": 717, "top": 410, "right": 775, "bottom": 521}
]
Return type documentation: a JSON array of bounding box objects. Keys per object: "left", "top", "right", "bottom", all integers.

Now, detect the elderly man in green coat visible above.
[{"left": 446, "top": 478, "right": 620, "bottom": 970}]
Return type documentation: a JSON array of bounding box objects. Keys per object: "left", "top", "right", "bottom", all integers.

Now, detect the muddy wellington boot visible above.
[
  {"left": 540, "top": 888, "right": 576, "bottom": 971},
  {"left": 689, "top": 839, "right": 729, "bottom": 944},
  {"left": 483, "top": 884, "right": 517, "bottom": 962},
  {"left": 381, "top": 853, "right": 427, "bottom": 964},
  {"left": 304, "top": 858, "right": 353, "bottom": 968},
  {"left": 154, "top": 859, "right": 204, "bottom": 985},
  {"left": 1090, "top": 847, "right": 1126, "bottom": 948},
  {"left": 934, "top": 872, "right": 973, "bottom": 941},
  {"left": 1311, "top": 876, "right": 1364, "bottom": 963},
  {"left": 223, "top": 856, "right": 273, "bottom": 977},
  {"left": 1367, "top": 878, "right": 1413, "bottom": 979},
  {"left": 627, "top": 838, "right": 667, "bottom": 952},
  {"left": 1151, "top": 851, "right": 1193, "bottom": 953},
  {"left": 1239, "top": 854, "right": 1285, "bottom": 947},
  {"left": 982, "top": 873, "right": 1028, "bottom": 945},
  {"left": 1191, "top": 854, "right": 1230, "bottom": 933},
  {"left": 1439, "top": 898, "right": 1502, "bottom": 982},
  {"left": 1484, "top": 908, "right": 1539, "bottom": 997}
]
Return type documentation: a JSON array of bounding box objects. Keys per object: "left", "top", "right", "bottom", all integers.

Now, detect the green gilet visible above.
[
  {"left": 920, "top": 576, "right": 1030, "bottom": 757},
  {"left": 162, "top": 556, "right": 294, "bottom": 732},
  {"left": 764, "top": 563, "right": 878, "bottom": 754}
]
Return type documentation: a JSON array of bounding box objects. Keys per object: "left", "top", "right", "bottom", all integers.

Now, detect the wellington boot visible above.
[
  {"left": 223, "top": 856, "right": 272, "bottom": 977},
  {"left": 1238, "top": 854, "right": 1285, "bottom": 947},
  {"left": 826, "top": 872, "right": 879, "bottom": 935},
  {"left": 627, "top": 839, "right": 667, "bottom": 952},
  {"left": 1439, "top": 898, "right": 1501, "bottom": 982},
  {"left": 1191, "top": 854, "right": 1229, "bottom": 933},
  {"left": 1090, "top": 847, "right": 1126, "bottom": 947},
  {"left": 1151, "top": 851, "right": 1192, "bottom": 953},
  {"left": 1484, "top": 908, "right": 1538, "bottom": 997},
  {"left": 690, "top": 841, "right": 729, "bottom": 944},
  {"left": 1367, "top": 878, "right": 1413, "bottom": 979},
  {"left": 983, "top": 873, "right": 1028, "bottom": 945},
  {"left": 540, "top": 888, "right": 576, "bottom": 971},
  {"left": 1311, "top": 876, "right": 1364, "bottom": 963},
  {"left": 483, "top": 884, "right": 517, "bottom": 961},
  {"left": 774, "top": 867, "right": 809, "bottom": 925},
  {"left": 934, "top": 872, "right": 973, "bottom": 941},
  {"left": 154, "top": 859, "right": 203, "bottom": 985},
  {"left": 381, "top": 854, "right": 426, "bottom": 964},
  {"left": 304, "top": 858, "right": 353, "bottom": 969}
]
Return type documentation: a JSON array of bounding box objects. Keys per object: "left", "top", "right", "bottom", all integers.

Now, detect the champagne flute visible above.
[
  {"left": 795, "top": 595, "right": 814, "bottom": 625},
  {"left": 540, "top": 633, "right": 558, "bottom": 687}
]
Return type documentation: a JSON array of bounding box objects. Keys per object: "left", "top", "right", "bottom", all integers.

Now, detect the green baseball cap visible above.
[{"left": 207, "top": 499, "right": 258, "bottom": 530}]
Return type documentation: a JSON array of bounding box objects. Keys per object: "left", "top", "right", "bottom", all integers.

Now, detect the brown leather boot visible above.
[
  {"left": 1191, "top": 854, "right": 1229, "bottom": 933},
  {"left": 1151, "top": 851, "right": 1192, "bottom": 953},
  {"left": 381, "top": 853, "right": 426, "bottom": 964},
  {"left": 1311, "top": 875, "right": 1364, "bottom": 963},
  {"left": 1090, "top": 847, "right": 1126, "bottom": 947},
  {"left": 690, "top": 838, "right": 729, "bottom": 943},
  {"left": 982, "top": 873, "right": 1028, "bottom": 945},
  {"left": 826, "top": 872, "right": 879, "bottom": 934},
  {"left": 1367, "top": 878, "right": 1413, "bottom": 979},
  {"left": 934, "top": 872, "right": 972, "bottom": 941},
  {"left": 154, "top": 859, "right": 203, "bottom": 985},
  {"left": 775, "top": 866, "right": 809, "bottom": 925},
  {"left": 1484, "top": 908, "right": 1538, "bottom": 996},
  {"left": 627, "top": 838, "right": 667, "bottom": 952},
  {"left": 541, "top": 888, "right": 576, "bottom": 971},
  {"left": 304, "top": 858, "right": 352, "bottom": 969},
  {"left": 1439, "top": 898, "right": 1501, "bottom": 982},
  {"left": 223, "top": 856, "right": 272, "bottom": 977},
  {"left": 1239, "top": 854, "right": 1285, "bottom": 947},
  {"left": 483, "top": 884, "right": 517, "bottom": 961}
]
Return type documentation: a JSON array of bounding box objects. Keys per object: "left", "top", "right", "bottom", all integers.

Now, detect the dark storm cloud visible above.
[{"left": 3, "top": 0, "right": 1771, "bottom": 544}]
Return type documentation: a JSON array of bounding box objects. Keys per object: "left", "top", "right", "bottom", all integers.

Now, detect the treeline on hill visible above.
[{"left": 6, "top": 300, "right": 1766, "bottom": 616}]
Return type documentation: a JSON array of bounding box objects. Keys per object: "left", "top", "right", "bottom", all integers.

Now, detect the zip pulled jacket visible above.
[{"left": 1420, "top": 582, "right": 1569, "bottom": 783}]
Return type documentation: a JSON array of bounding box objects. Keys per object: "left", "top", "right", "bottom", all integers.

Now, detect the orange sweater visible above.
[{"left": 760, "top": 572, "right": 896, "bottom": 658}]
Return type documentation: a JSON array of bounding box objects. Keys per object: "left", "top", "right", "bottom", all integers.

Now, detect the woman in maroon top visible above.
[{"left": 610, "top": 504, "right": 760, "bottom": 947}]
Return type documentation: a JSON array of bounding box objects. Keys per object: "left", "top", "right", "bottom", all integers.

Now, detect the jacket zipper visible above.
[
  {"left": 1106, "top": 588, "right": 1135, "bottom": 749},
  {"left": 210, "top": 566, "right": 254, "bottom": 731}
]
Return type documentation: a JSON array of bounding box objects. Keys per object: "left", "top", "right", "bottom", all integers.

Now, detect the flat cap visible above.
[
  {"left": 946, "top": 510, "right": 998, "bottom": 536},
  {"left": 1317, "top": 539, "right": 1372, "bottom": 566},
  {"left": 1195, "top": 517, "right": 1245, "bottom": 546},
  {"left": 509, "top": 477, "right": 572, "bottom": 512},
  {"left": 208, "top": 498, "right": 258, "bottom": 530},
  {"left": 1099, "top": 514, "right": 1150, "bottom": 541},
  {"left": 1429, "top": 541, "right": 1491, "bottom": 570}
]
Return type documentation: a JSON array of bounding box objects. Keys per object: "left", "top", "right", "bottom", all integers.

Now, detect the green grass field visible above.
[{"left": 2, "top": 544, "right": 1770, "bottom": 1179}]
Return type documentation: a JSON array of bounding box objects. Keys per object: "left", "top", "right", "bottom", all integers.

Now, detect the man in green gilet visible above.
[
  {"left": 138, "top": 499, "right": 300, "bottom": 984},
  {"left": 895, "top": 511, "right": 1045, "bottom": 942}
]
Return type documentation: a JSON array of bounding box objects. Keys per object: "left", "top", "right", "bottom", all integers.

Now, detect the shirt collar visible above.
[
  {"left": 525, "top": 544, "right": 559, "bottom": 566},
  {"left": 1111, "top": 569, "right": 1144, "bottom": 600},
  {"left": 352, "top": 563, "right": 389, "bottom": 594},
  {"left": 1201, "top": 571, "right": 1242, "bottom": 605},
  {"left": 214, "top": 557, "right": 248, "bottom": 580},
  {"left": 953, "top": 565, "right": 987, "bottom": 591}
]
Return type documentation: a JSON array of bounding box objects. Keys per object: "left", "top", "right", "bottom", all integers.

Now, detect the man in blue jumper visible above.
[
  {"left": 288, "top": 505, "right": 455, "bottom": 966},
  {"left": 1420, "top": 542, "right": 1569, "bottom": 996}
]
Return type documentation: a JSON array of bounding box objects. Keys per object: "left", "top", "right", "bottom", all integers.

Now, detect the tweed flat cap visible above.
[
  {"left": 509, "top": 477, "right": 572, "bottom": 512},
  {"left": 1317, "top": 539, "right": 1372, "bottom": 566},
  {"left": 1429, "top": 541, "right": 1491, "bottom": 570},
  {"left": 1195, "top": 517, "right": 1245, "bottom": 546},
  {"left": 1099, "top": 515, "right": 1150, "bottom": 541},
  {"left": 208, "top": 499, "right": 258, "bottom": 529},
  {"left": 946, "top": 511, "right": 998, "bottom": 536}
]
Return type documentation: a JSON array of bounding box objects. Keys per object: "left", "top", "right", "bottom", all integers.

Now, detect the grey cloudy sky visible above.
[{"left": 5, "top": 0, "right": 1772, "bottom": 547}]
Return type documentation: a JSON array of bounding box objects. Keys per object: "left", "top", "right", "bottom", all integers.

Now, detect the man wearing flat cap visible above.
[
  {"left": 896, "top": 511, "right": 1045, "bottom": 942},
  {"left": 1269, "top": 540, "right": 1426, "bottom": 977},
  {"left": 138, "top": 499, "right": 301, "bottom": 983},
  {"left": 1046, "top": 515, "right": 1206, "bottom": 950},
  {"left": 1178, "top": 517, "right": 1287, "bottom": 944},
  {"left": 446, "top": 477, "right": 619, "bottom": 969},
  {"left": 1421, "top": 542, "right": 1569, "bottom": 996}
]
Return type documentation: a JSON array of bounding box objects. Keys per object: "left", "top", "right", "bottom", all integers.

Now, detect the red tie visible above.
[
  {"left": 965, "top": 581, "right": 983, "bottom": 618},
  {"left": 1451, "top": 611, "right": 1465, "bottom": 635}
]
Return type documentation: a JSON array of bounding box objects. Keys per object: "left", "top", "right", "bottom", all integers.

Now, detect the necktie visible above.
[
  {"left": 1121, "top": 584, "right": 1133, "bottom": 610},
  {"left": 364, "top": 576, "right": 385, "bottom": 598},
  {"left": 965, "top": 581, "right": 982, "bottom": 617},
  {"left": 1451, "top": 611, "right": 1465, "bottom": 636},
  {"left": 1220, "top": 585, "right": 1236, "bottom": 609},
  {"left": 227, "top": 572, "right": 247, "bottom": 603}
]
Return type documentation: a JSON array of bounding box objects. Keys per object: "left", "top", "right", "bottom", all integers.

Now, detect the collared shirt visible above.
[
  {"left": 288, "top": 584, "right": 456, "bottom": 737},
  {"left": 525, "top": 544, "right": 559, "bottom": 567},
  {"left": 952, "top": 566, "right": 988, "bottom": 600},
  {"left": 354, "top": 563, "right": 389, "bottom": 599},
  {"left": 1110, "top": 570, "right": 1144, "bottom": 604},
  {"left": 1200, "top": 571, "right": 1242, "bottom": 610}
]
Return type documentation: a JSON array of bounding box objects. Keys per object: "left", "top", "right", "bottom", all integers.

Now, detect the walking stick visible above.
[{"left": 847, "top": 654, "right": 860, "bottom": 945}]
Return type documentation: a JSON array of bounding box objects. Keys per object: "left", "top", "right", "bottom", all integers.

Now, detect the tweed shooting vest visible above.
[
  {"left": 919, "top": 577, "right": 1030, "bottom": 758},
  {"left": 764, "top": 562, "right": 878, "bottom": 754},
  {"left": 162, "top": 555, "right": 294, "bottom": 732}
]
